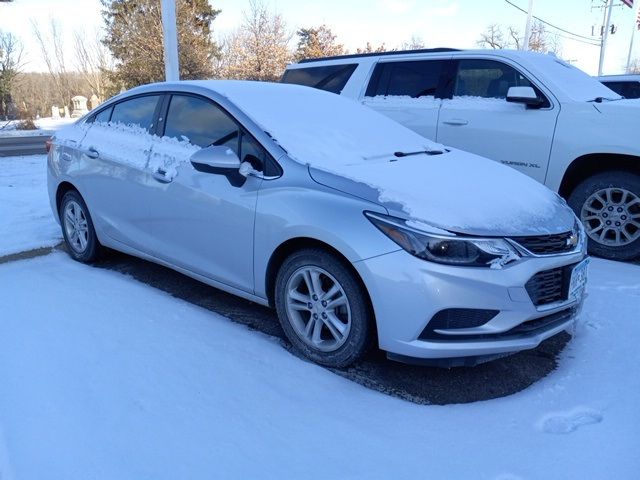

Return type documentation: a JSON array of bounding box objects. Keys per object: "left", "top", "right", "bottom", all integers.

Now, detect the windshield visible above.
[
  {"left": 523, "top": 54, "right": 622, "bottom": 102},
  {"left": 190, "top": 80, "right": 441, "bottom": 169}
]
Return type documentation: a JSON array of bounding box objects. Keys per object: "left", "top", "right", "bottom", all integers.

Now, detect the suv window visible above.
[
  {"left": 110, "top": 95, "right": 160, "bottom": 132},
  {"left": 454, "top": 59, "right": 534, "bottom": 99},
  {"left": 164, "top": 95, "right": 240, "bottom": 151},
  {"left": 365, "top": 60, "right": 446, "bottom": 97},
  {"left": 602, "top": 81, "right": 640, "bottom": 99},
  {"left": 280, "top": 64, "right": 357, "bottom": 94}
]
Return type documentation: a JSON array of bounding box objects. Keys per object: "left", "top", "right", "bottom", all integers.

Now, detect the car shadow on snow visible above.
[{"left": 91, "top": 249, "right": 569, "bottom": 406}]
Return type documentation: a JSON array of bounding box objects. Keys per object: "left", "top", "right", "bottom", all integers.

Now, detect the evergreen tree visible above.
[
  {"left": 294, "top": 25, "right": 344, "bottom": 61},
  {"left": 101, "top": 0, "right": 220, "bottom": 90}
]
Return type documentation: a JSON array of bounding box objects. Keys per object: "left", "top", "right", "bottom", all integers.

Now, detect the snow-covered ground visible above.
[
  {"left": 0, "top": 153, "right": 638, "bottom": 479},
  {"left": 0, "top": 117, "right": 75, "bottom": 137},
  {"left": 0, "top": 253, "right": 638, "bottom": 479},
  {"left": 0, "top": 155, "right": 61, "bottom": 256}
]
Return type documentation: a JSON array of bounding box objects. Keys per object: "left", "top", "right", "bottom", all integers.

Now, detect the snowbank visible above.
[{"left": 0, "top": 117, "right": 75, "bottom": 137}]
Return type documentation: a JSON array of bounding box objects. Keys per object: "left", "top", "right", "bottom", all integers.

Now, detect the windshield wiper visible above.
[{"left": 394, "top": 149, "right": 444, "bottom": 157}]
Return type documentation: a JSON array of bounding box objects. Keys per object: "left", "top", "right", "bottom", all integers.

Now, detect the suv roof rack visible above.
[{"left": 298, "top": 48, "right": 460, "bottom": 64}]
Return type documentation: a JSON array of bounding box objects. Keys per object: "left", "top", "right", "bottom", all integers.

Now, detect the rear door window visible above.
[
  {"left": 365, "top": 60, "right": 446, "bottom": 97},
  {"left": 163, "top": 95, "right": 240, "bottom": 153},
  {"left": 281, "top": 64, "right": 357, "bottom": 94},
  {"left": 110, "top": 95, "right": 161, "bottom": 132}
]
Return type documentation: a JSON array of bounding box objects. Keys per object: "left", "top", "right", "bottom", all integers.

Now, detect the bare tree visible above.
[
  {"left": 400, "top": 35, "right": 426, "bottom": 50},
  {"left": 0, "top": 30, "right": 23, "bottom": 119},
  {"left": 217, "top": 0, "right": 291, "bottom": 81},
  {"left": 31, "top": 18, "right": 73, "bottom": 108},
  {"left": 477, "top": 21, "right": 561, "bottom": 54},
  {"left": 477, "top": 24, "right": 508, "bottom": 49},
  {"left": 356, "top": 42, "right": 388, "bottom": 54},
  {"left": 73, "top": 28, "right": 112, "bottom": 101}
]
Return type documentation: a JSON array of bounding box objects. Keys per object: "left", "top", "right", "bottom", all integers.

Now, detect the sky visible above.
[{"left": 0, "top": 0, "right": 638, "bottom": 75}]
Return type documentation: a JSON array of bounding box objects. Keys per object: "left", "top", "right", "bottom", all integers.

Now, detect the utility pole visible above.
[
  {"left": 161, "top": 0, "right": 179, "bottom": 82},
  {"left": 598, "top": 0, "right": 615, "bottom": 75},
  {"left": 626, "top": 0, "right": 640, "bottom": 71},
  {"left": 523, "top": 0, "right": 534, "bottom": 50}
]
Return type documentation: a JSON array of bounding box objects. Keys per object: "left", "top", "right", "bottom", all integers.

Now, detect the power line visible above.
[
  {"left": 504, "top": 0, "right": 600, "bottom": 42},
  {"left": 555, "top": 32, "right": 601, "bottom": 46}
]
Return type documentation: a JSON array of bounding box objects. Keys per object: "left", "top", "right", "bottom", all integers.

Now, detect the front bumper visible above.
[{"left": 353, "top": 248, "right": 587, "bottom": 362}]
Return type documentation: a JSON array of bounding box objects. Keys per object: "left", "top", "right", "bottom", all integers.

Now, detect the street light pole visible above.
[
  {"left": 626, "top": 0, "right": 640, "bottom": 72},
  {"left": 598, "top": 0, "right": 615, "bottom": 76},
  {"left": 523, "top": 0, "right": 534, "bottom": 50},
  {"left": 161, "top": 0, "right": 179, "bottom": 82}
]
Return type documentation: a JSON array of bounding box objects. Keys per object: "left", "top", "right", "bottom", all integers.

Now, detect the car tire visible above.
[
  {"left": 59, "top": 190, "right": 103, "bottom": 263},
  {"left": 567, "top": 171, "right": 640, "bottom": 261},
  {"left": 275, "top": 248, "right": 374, "bottom": 368}
]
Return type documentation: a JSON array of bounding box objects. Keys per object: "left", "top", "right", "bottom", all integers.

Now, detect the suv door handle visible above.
[
  {"left": 152, "top": 168, "right": 172, "bottom": 183},
  {"left": 442, "top": 118, "right": 469, "bottom": 126},
  {"left": 86, "top": 147, "right": 100, "bottom": 159}
]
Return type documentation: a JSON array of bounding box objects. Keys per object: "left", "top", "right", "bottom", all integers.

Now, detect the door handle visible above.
[
  {"left": 152, "top": 168, "right": 172, "bottom": 183},
  {"left": 442, "top": 118, "right": 469, "bottom": 126},
  {"left": 86, "top": 147, "right": 100, "bottom": 159}
]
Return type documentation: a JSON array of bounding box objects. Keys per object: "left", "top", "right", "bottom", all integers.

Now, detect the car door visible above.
[
  {"left": 437, "top": 58, "right": 559, "bottom": 183},
  {"left": 144, "top": 93, "right": 263, "bottom": 293},
  {"left": 361, "top": 59, "right": 449, "bottom": 141},
  {"left": 77, "top": 94, "right": 162, "bottom": 250}
]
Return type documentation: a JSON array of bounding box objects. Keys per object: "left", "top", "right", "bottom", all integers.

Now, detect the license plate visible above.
[{"left": 569, "top": 258, "right": 590, "bottom": 301}]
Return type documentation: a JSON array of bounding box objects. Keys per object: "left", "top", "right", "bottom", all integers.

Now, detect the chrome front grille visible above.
[{"left": 510, "top": 231, "right": 577, "bottom": 255}]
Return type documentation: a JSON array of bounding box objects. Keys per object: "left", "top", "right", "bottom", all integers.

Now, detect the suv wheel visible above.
[
  {"left": 60, "top": 190, "right": 102, "bottom": 263},
  {"left": 275, "top": 248, "right": 373, "bottom": 368},
  {"left": 568, "top": 171, "right": 640, "bottom": 261}
]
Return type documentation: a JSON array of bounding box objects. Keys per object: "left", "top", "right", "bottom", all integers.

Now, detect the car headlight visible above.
[{"left": 365, "top": 212, "right": 520, "bottom": 268}]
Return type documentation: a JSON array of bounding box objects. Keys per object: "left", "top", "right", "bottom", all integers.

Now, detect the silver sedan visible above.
[{"left": 48, "top": 80, "right": 589, "bottom": 368}]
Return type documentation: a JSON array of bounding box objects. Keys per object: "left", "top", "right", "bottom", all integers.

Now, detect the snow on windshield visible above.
[
  {"left": 522, "top": 53, "right": 622, "bottom": 102},
  {"left": 205, "top": 81, "right": 566, "bottom": 234}
]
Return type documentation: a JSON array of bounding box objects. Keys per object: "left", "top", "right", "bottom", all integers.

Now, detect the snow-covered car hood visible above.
[
  {"left": 309, "top": 148, "right": 576, "bottom": 237},
  {"left": 184, "top": 81, "right": 574, "bottom": 236}
]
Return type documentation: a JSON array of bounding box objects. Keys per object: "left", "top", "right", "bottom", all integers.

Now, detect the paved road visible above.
[
  {"left": 0, "top": 134, "right": 50, "bottom": 157},
  {"left": 90, "top": 249, "right": 569, "bottom": 405}
]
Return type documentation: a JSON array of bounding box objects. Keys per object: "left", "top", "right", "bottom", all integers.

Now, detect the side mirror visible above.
[
  {"left": 190, "top": 146, "right": 241, "bottom": 174},
  {"left": 506, "top": 86, "right": 544, "bottom": 108}
]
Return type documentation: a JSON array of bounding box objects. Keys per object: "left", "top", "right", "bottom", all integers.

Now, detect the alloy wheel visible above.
[
  {"left": 581, "top": 187, "right": 640, "bottom": 247},
  {"left": 63, "top": 200, "right": 90, "bottom": 253},
  {"left": 285, "top": 266, "right": 352, "bottom": 352}
]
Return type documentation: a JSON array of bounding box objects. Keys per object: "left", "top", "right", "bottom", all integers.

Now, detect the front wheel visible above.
[
  {"left": 275, "top": 248, "right": 373, "bottom": 368},
  {"left": 567, "top": 171, "right": 640, "bottom": 261},
  {"left": 59, "top": 190, "right": 103, "bottom": 263}
]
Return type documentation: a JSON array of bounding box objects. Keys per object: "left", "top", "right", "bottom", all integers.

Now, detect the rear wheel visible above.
[
  {"left": 60, "top": 190, "right": 102, "bottom": 263},
  {"left": 275, "top": 248, "right": 373, "bottom": 368},
  {"left": 567, "top": 171, "right": 640, "bottom": 261}
]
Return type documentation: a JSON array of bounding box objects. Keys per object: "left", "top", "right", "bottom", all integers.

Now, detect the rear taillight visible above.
[{"left": 45, "top": 138, "right": 52, "bottom": 153}]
